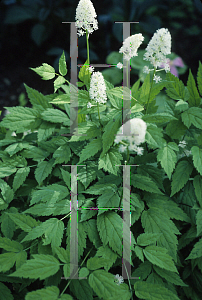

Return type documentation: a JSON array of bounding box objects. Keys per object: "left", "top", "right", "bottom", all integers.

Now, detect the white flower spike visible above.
[
  {"left": 75, "top": 0, "right": 98, "bottom": 37},
  {"left": 143, "top": 28, "right": 171, "bottom": 69},
  {"left": 89, "top": 71, "right": 107, "bottom": 104},
  {"left": 119, "top": 34, "right": 144, "bottom": 61}
]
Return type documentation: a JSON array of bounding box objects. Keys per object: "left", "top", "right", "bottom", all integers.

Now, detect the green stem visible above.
[
  {"left": 86, "top": 30, "right": 90, "bottom": 65},
  {"left": 55, "top": 73, "right": 70, "bottom": 85},
  {"left": 123, "top": 261, "right": 133, "bottom": 300},
  {"left": 60, "top": 247, "right": 93, "bottom": 297},
  {"left": 126, "top": 60, "right": 129, "bottom": 88},
  {"left": 145, "top": 67, "right": 156, "bottom": 114},
  {"left": 97, "top": 102, "right": 103, "bottom": 133}
]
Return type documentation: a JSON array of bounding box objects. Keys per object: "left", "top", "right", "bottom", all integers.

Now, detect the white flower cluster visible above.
[
  {"left": 119, "top": 34, "right": 144, "bottom": 61},
  {"left": 114, "top": 274, "right": 124, "bottom": 286},
  {"left": 114, "top": 118, "right": 147, "bottom": 156},
  {"left": 143, "top": 28, "right": 171, "bottom": 71},
  {"left": 75, "top": 0, "right": 98, "bottom": 37},
  {"left": 89, "top": 71, "right": 107, "bottom": 104}
]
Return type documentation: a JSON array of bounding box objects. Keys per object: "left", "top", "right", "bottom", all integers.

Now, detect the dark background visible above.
[{"left": 0, "top": 0, "right": 202, "bottom": 119}]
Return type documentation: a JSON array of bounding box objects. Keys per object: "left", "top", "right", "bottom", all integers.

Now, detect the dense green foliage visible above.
[{"left": 0, "top": 50, "right": 202, "bottom": 300}]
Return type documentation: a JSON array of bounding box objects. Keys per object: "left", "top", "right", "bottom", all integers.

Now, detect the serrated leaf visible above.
[
  {"left": 54, "top": 76, "right": 66, "bottom": 93},
  {"left": 139, "top": 73, "right": 150, "bottom": 105},
  {"left": 181, "top": 107, "right": 202, "bottom": 129},
  {"left": 131, "top": 103, "right": 144, "bottom": 113},
  {"left": 41, "top": 108, "right": 70, "bottom": 126},
  {"left": 30, "top": 63, "right": 55, "bottom": 80},
  {"left": 21, "top": 145, "right": 50, "bottom": 161},
  {"left": 69, "top": 278, "right": 93, "bottom": 300},
  {"left": 89, "top": 269, "right": 131, "bottom": 300},
  {"left": 98, "top": 147, "right": 122, "bottom": 176},
  {"left": 34, "top": 160, "right": 53, "bottom": 185},
  {"left": 25, "top": 285, "right": 60, "bottom": 300},
  {"left": 137, "top": 233, "right": 161, "bottom": 247},
  {"left": 165, "top": 119, "right": 187, "bottom": 139},
  {"left": 87, "top": 257, "right": 109, "bottom": 270},
  {"left": 187, "top": 69, "right": 201, "bottom": 107},
  {"left": 24, "top": 84, "right": 52, "bottom": 110},
  {"left": 12, "top": 167, "right": 30, "bottom": 192},
  {"left": 186, "top": 238, "right": 202, "bottom": 260},
  {"left": 9, "top": 254, "right": 60, "bottom": 279},
  {"left": 143, "top": 245, "right": 178, "bottom": 273},
  {"left": 145, "top": 123, "right": 165, "bottom": 148},
  {"left": 153, "top": 265, "right": 188, "bottom": 286},
  {"left": 95, "top": 245, "right": 118, "bottom": 272},
  {"left": 131, "top": 261, "right": 152, "bottom": 282},
  {"left": 6, "top": 213, "right": 38, "bottom": 232},
  {"left": 170, "top": 160, "right": 193, "bottom": 197},
  {"left": 134, "top": 281, "right": 180, "bottom": 300},
  {"left": 142, "top": 113, "right": 177, "bottom": 124},
  {"left": 131, "top": 174, "right": 164, "bottom": 194},
  {"left": 0, "top": 167, "right": 17, "bottom": 178},
  {"left": 0, "top": 252, "right": 18, "bottom": 272},
  {"left": 59, "top": 51, "right": 67, "bottom": 76},
  {"left": 68, "top": 122, "right": 100, "bottom": 142},
  {"left": 53, "top": 144, "right": 71, "bottom": 165},
  {"left": 87, "top": 219, "right": 102, "bottom": 249},
  {"left": 78, "top": 138, "right": 102, "bottom": 164},
  {"left": 97, "top": 211, "right": 135, "bottom": 257},
  {"left": 55, "top": 246, "right": 69, "bottom": 264},
  {"left": 196, "top": 209, "right": 202, "bottom": 236},
  {"left": 37, "top": 121, "right": 56, "bottom": 142},
  {"left": 191, "top": 146, "right": 202, "bottom": 176},
  {"left": 174, "top": 99, "right": 189, "bottom": 113},
  {"left": 157, "top": 143, "right": 177, "bottom": 179},
  {"left": 165, "top": 72, "right": 186, "bottom": 101},
  {"left": 135, "top": 245, "right": 144, "bottom": 262},
  {"left": 0, "top": 107, "right": 38, "bottom": 133},
  {"left": 102, "top": 111, "right": 122, "bottom": 154},
  {"left": 141, "top": 208, "right": 179, "bottom": 261}
]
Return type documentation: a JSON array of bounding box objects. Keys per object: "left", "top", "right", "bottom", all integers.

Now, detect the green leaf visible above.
[
  {"left": 54, "top": 76, "right": 66, "bottom": 93},
  {"left": 0, "top": 208, "right": 16, "bottom": 239},
  {"left": 6, "top": 213, "right": 39, "bottom": 232},
  {"left": 0, "top": 107, "right": 38, "bottom": 133},
  {"left": 143, "top": 245, "right": 178, "bottom": 273},
  {"left": 69, "top": 278, "right": 93, "bottom": 300},
  {"left": 165, "top": 119, "right": 187, "bottom": 139},
  {"left": 53, "top": 144, "right": 71, "bottom": 165},
  {"left": 0, "top": 252, "right": 18, "bottom": 272},
  {"left": 34, "top": 160, "right": 53, "bottom": 185},
  {"left": 97, "top": 211, "right": 135, "bottom": 257},
  {"left": 0, "top": 282, "right": 13, "bottom": 300},
  {"left": 191, "top": 146, "right": 202, "bottom": 176},
  {"left": 89, "top": 269, "right": 131, "bottom": 300},
  {"left": 187, "top": 69, "right": 201, "bottom": 107},
  {"left": 59, "top": 51, "right": 67, "bottom": 76},
  {"left": 68, "top": 122, "right": 100, "bottom": 142},
  {"left": 87, "top": 219, "right": 102, "bottom": 249},
  {"left": 9, "top": 254, "right": 60, "bottom": 279},
  {"left": 181, "top": 107, "right": 202, "bottom": 129},
  {"left": 137, "top": 233, "right": 161, "bottom": 247},
  {"left": 170, "top": 160, "right": 193, "bottom": 197},
  {"left": 131, "top": 261, "right": 152, "bottom": 282},
  {"left": 136, "top": 165, "right": 165, "bottom": 192},
  {"left": 186, "top": 238, "right": 202, "bottom": 260},
  {"left": 174, "top": 99, "right": 189, "bottom": 113},
  {"left": 0, "top": 237, "right": 23, "bottom": 252},
  {"left": 141, "top": 208, "right": 179, "bottom": 261},
  {"left": 153, "top": 265, "right": 188, "bottom": 286},
  {"left": 24, "top": 84, "right": 52, "bottom": 110},
  {"left": 197, "top": 61, "right": 202, "bottom": 96},
  {"left": 25, "top": 286, "right": 60, "bottom": 300},
  {"left": 0, "top": 167, "right": 17, "bottom": 178},
  {"left": 131, "top": 103, "right": 144, "bottom": 113},
  {"left": 98, "top": 147, "right": 123, "bottom": 176},
  {"left": 12, "top": 167, "right": 30, "bottom": 192},
  {"left": 87, "top": 257, "right": 109, "bottom": 270},
  {"left": 49, "top": 94, "right": 71, "bottom": 104},
  {"left": 135, "top": 245, "right": 144, "bottom": 262},
  {"left": 193, "top": 175, "right": 202, "bottom": 208},
  {"left": 139, "top": 73, "right": 150, "bottom": 105},
  {"left": 24, "top": 200, "right": 70, "bottom": 217},
  {"left": 102, "top": 111, "right": 122, "bottom": 154},
  {"left": 131, "top": 174, "right": 164, "bottom": 195},
  {"left": 196, "top": 209, "right": 202, "bottom": 236},
  {"left": 145, "top": 123, "right": 165, "bottom": 148},
  {"left": 79, "top": 267, "right": 89, "bottom": 278},
  {"left": 134, "top": 281, "right": 180, "bottom": 300},
  {"left": 95, "top": 245, "right": 118, "bottom": 272},
  {"left": 55, "top": 246, "right": 69, "bottom": 264},
  {"left": 38, "top": 121, "right": 56, "bottom": 142},
  {"left": 30, "top": 63, "right": 55, "bottom": 80},
  {"left": 41, "top": 108, "right": 70, "bottom": 126},
  {"left": 4, "top": 142, "right": 29, "bottom": 156},
  {"left": 21, "top": 145, "right": 50, "bottom": 161},
  {"left": 78, "top": 138, "right": 102, "bottom": 164},
  {"left": 157, "top": 142, "right": 177, "bottom": 179},
  {"left": 142, "top": 113, "right": 177, "bottom": 124},
  {"left": 22, "top": 218, "right": 64, "bottom": 251},
  {"left": 165, "top": 72, "right": 186, "bottom": 100}
]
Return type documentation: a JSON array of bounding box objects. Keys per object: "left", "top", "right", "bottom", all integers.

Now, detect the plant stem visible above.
[
  {"left": 126, "top": 60, "right": 129, "bottom": 88},
  {"left": 123, "top": 261, "right": 133, "bottom": 300},
  {"left": 86, "top": 30, "right": 90, "bottom": 65},
  {"left": 145, "top": 67, "right": 156, "bottom": 114},
  {"left": 60, "top": 247, "right": 93, "bottom": 296},
  {"left": 97, "top": 102, "right": 103, "bottom": 133}
]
